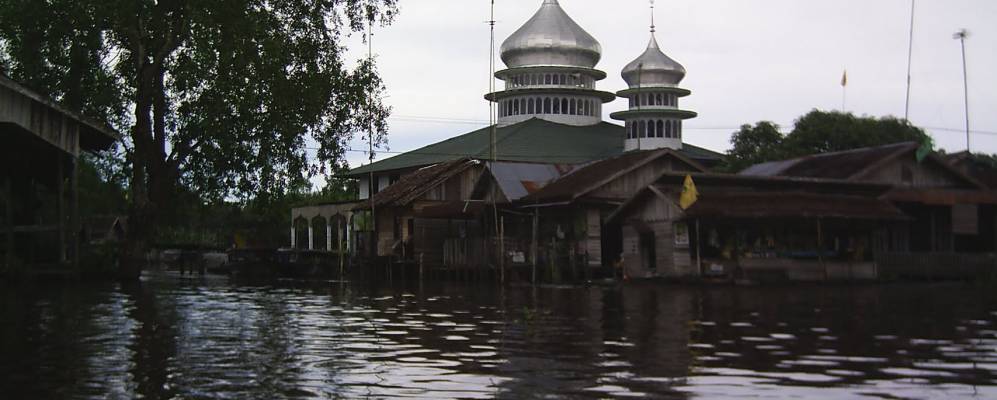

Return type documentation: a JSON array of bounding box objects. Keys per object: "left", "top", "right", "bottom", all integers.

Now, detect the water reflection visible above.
[{"left": 0, "top": 276, "right": 995, "bottom": 399}]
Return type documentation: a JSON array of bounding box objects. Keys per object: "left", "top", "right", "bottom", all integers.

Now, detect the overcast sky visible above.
[{"left": 337, "top": 0, "right": 997, "bottom": 175}]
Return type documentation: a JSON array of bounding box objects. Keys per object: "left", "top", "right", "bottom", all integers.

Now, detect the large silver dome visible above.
[
  {"left": 622, "top": 34, "right": 686, "bottom": 87},
  {"left": 500, "top": 0, "right": 602, "bottom": 69}
]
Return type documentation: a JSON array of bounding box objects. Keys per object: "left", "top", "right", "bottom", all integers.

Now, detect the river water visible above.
[{"left": 1, "top": 273, "right": 996, "bottom": 399}]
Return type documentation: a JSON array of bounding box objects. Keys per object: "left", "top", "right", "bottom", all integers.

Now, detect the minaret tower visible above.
[
  {"left": 611, "top": 0, "right": 697, "bottom": 151},
  {"left": 486, "top": 0, "right": 616, "bottom": 126}
]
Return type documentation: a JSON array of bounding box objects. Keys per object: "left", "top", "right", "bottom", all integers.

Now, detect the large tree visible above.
[
  {"left": 0, "top": 0, "right": 396, "bottom": 261},
  {"left": 722, "top": 110, "right": 932, "bottom": 172}
]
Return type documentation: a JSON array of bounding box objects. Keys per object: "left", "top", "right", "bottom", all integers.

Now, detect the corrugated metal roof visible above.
[
  {"left": 522, "top": 148, "right": 705, "bottom": 204},
  {"left": 740, "top": 142, "right": 918, "bottom": 179},
  {"left": 349, "top": 118, "right": 723, "bottom": 176},
  {"left": 684, "top": 191, "right": 908, "bottom": 220},
  {"left": 355, "top": 158, "right": 478, "bottom": 209},
  {"left": 488, "top": 161, "right": 577, "bottom": 201}
]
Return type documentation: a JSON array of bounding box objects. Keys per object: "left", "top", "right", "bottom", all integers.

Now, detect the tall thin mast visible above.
[
  {"left": 489, "top": 0, "right": 496, "bottom": 162},
  {"left": 368, "top": 18, "right": 376, "bottom": 236},
  {"left": 904, "top": 0, "right": 915, "bottom": 121},
  {"left": 954, "top": 29, "right": 970, "bottom": 151}
]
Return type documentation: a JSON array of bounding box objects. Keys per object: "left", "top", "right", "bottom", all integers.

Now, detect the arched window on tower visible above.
[
  {"left": 552, "top": 98, "right": 560, "bottom": 114},
  {"left": 552, "top": 74, "right": 559, "bottom": 85},
  {"left": 657, "top": 120, "right": 665, "bottom": 138},
  {"left": 582, "top": 99, "right": 588, "bottom": 116},
  {"left": 648, "top": 120, "right": 656, "bottom": 137},
  {"left": 520, "top": 99, "right": 527, "bottom": 115},
  {"left": 528, "top": 98, "right": 535, "bottom": 114},
  {"left": 625, "top": 121, "right": 631, "bottom": 138},
  {"left": 569, "top": 99, "right": 576, "bottom": 115},
  {"left": 656, "top": 93, "right": 663, "bottom": 106},
  {"left": 630, "top": 121, "right": 638, "bottom": 138},
  {"left": 544, "top": 74, "right": 551, "bottom": 85},
  {"left": 677, "top": 120, "right": 682, "bottom": 139},
  {"left": 544, "top": 98, "right": 551, "bottom": 113},
  {"left": 639, "top": 120, "right": 647, "bottom": 138},
  {"left": 560, "top": 98, "right": 568, "bottom": 114}
]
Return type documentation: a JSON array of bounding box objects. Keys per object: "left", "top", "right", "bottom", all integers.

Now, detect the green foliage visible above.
[
  {"left": 78, "top": 151, "right": 129, "bottom": 217},
  {"left": 0, "top": 0, "right": 398, "bottom": 247},
  {"left": 723, "top": 110, "right": 934, "bottom": 172},
  {"left": 722, "top": 121, "right": 784, "bottom": 172}
]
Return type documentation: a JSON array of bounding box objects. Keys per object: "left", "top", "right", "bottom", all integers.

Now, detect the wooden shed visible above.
[{"left": 0, "top": 76, "right": 118, "bottom": 275}]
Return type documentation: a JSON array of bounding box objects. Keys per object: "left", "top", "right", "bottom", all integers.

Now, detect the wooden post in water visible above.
[
  {"left": 550, "top": 237, "right": 557, "bottom": 283},
  {"left": 531, "top": 208, "right": 538, "bottom": 285},
  {"left": 57, "top": 153, "right": 65, "bottom": 264},
  {"left": 4, "top": 177, "right": 12, "bottom": 270},
  {"left": 695, "top": 219, "right": 702, "bottom": 278},
  {"left": 817, "top": 218, "right": 827, "bottom": 281},
  {"left": 70, "top": 158, "right": 79, "bottom": 272},
  {"left": 500, "top": 216, "right": 505, "bottom": 285}
]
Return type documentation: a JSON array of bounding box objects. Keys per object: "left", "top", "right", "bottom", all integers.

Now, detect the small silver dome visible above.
[
  {"left": 622, "top": 34, "right": 686, "bottom": 87},
  {"left": 500, "top": 0, "right": 602, "bottom": 69}
]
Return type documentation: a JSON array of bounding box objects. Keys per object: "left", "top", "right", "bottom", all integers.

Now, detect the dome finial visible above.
[{"left": 650, "top": 0, "right": 656, "bottom": 33}]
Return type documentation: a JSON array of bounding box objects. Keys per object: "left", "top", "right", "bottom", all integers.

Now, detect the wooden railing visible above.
[{"left": 876, "top": 252, "right": 997, "bottom": 281}]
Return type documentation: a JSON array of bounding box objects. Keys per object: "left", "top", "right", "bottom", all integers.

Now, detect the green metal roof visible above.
[{"left": 348, "top": 118, "right": 723, "bottom": 176}]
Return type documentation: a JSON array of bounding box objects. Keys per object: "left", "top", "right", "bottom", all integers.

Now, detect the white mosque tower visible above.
[
  {"left": 486, "top": 0, "right": 616, "bottom": 126},
  {"left": 610, "top": 2, "right": 697, "bottom": 151}
]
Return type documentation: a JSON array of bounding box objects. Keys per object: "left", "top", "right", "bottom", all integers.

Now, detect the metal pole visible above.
[
  {"left": 904, "top": 0, "right": 916, "bottom": 121},
  {"left": 956, "top": 30, "right": 971, "bottom": 152}
]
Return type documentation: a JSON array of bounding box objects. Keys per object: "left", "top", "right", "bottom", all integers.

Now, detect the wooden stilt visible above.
[
  {"left": 500, "top": 216, "right": 505, "bottom": 285},
  {"left": 695, "top": 219, "right": 702, "bottom": 278},
  {"left": 4, "top": 176, "right": 12, "bottom": 270},
  {"left": 57, "top": 153, "right": 66, "bottom": 264},
  {"left": 70, "top": 158, "right": 79, "bottom": 273},
  {"left": 817, "top": 218, "right": 827, "bottom": 281},
  {"left": 531, "top": 209, "right": 538, "bottom": 285}
]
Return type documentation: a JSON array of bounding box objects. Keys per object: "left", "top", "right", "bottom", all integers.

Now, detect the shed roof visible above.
[
  {"left": 683, "top": 191, "right": 909, "bottom": 221},
  {"left": 740, "top": 142, "right": 920, "bottom": 179},
  {"left": 486, "top": 161, "right": 578, "bottom": 202},
  {"left": 348, "top": 118, "right": 722, "bottom": 176},
  {"left": 355, "top": 158, "right": 478, "bottom": 210},
  {"left": 520, "top": 148, "right": 706, "bottom": 205},
  {"left": 0, "top": 75, "right": 119, "bottom": 152}
]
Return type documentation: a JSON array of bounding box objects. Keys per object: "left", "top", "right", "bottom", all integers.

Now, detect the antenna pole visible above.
[
  {"left": 489, "top": 0, "right": 497, "bottom": 163},
  {"left": 489, "top": 0, "right": 502, "bottom": 284},
  {"left": 904, "top": 0, "right": 915, "bottom": 121},
  {"left": 368, "top": 17, "right": 376, "bottom": 254},
  {"left": 955, "top": 29, "right": 970, "bottom": 152}
]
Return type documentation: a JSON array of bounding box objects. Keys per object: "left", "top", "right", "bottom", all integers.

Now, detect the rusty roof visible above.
[
  {"left": 683, "top": 191, "right": 909, "bottom": 221},
  {"left": 520, "top": 148, "right": 706, "bottom": 205},
  {"left": 355, "top": 158, "right": 478, "bottom": 210},
  {"left": 741, "top": 142, "right": 919, "bottom": 179}
]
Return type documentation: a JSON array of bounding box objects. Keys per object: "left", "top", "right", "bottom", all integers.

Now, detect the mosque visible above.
[
  {"left": 294, "top": 0, "right": 995, "bottom": 283},
  {"left": 349, "top": 0, "right": 722, "bottom": 199}
]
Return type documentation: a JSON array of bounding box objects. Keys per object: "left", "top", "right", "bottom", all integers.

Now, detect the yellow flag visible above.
[{"left": 679, "top": 175, "right": 699, "bottom": 210}]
